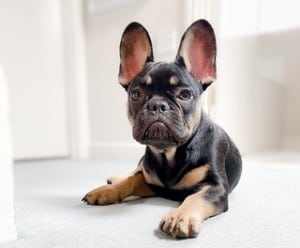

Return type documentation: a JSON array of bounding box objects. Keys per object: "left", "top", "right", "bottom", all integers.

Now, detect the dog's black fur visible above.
[
  {"left": 83, "top": 19, "right": 242, "bottom": 238},
  {"left": 121, "top": 20, "right": 242, "bottom": 203}
]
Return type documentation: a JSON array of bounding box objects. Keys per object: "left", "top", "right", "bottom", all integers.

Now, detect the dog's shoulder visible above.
[{"left": 183, "top": 112, "right": 229, "bottom": 163}]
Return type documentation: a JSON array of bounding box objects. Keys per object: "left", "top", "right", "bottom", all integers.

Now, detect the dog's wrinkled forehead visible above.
[{"left": 134, "top": 62, "right": 199, "bottom": 91}]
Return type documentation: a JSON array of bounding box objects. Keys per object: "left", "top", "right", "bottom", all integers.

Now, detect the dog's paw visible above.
[
  {"left": 81, "top": 185, "right": 120, "bottom": 205},
  {"left": 159, "top": 208, "right": 202, "bottom": 238}
]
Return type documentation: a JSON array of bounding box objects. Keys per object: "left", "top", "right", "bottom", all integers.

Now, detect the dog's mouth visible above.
[
  {"left": 132, "top": 103, "right": 194, "bottom": 149},
  {"left": 145, "top": 121, "right": 172, "bottom": 140},
  {"left": 134, "top": 119, "right": 177, "bottom": 149}
]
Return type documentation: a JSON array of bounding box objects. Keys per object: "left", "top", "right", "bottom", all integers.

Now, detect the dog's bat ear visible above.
[
  {"left": 175, "top": 19, "right": 216, "bottom": 90},
  {"left": 119, "top": 22, "right": 154, "bottom": 88}
]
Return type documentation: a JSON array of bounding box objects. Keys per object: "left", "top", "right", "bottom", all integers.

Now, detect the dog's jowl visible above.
[{"left": 82, "top": 19, "right": 242, "bottom": 239}]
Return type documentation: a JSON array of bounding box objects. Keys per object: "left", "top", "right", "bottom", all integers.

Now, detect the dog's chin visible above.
[{"left": 139, "top": 122, "right": 177, "bottom": 149}]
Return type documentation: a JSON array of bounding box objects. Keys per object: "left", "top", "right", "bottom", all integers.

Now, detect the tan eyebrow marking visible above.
[
  {"left": 169, "top": 75, "right": 179, "bottom": 85},
  {"left": 144, "top": 75, "right": 152, "bottom": 85}
]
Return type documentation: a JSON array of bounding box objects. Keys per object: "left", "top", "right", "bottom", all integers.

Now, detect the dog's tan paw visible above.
[
  {"left": 159, "top": 208, "right": 202, "bottom": 238},
  {"left": 82, "top": 185, "right": 120, "bottom": 205}
]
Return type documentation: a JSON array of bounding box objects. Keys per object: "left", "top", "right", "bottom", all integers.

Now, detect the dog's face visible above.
[
  {"left": 118, "top": 20, "right": 217, "bottom": 150},
  {"left": 126, "top": 62, "right": 203, "bottom": 150}
]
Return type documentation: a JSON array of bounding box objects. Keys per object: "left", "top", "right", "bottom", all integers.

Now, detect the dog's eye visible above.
[
  {"left": 131, "top": 90, "right": 141, "bottom": 101},
  {"left": 177, "top": 90, "right": 193, "bottom": 101}
]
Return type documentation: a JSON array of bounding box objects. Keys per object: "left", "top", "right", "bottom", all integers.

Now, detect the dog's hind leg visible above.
[{"left": 106, "top": 175, "right": 128, "bottom": 184}]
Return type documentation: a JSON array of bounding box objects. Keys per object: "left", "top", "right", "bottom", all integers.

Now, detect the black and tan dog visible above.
[{"left": 82, "top": 19, "right": 242, "bottom": 238}]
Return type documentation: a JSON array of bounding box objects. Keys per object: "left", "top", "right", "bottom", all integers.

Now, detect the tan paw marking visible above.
[
  {"left": 82, "top": 173, "right": 154, "bottom": 205},
  {"left": 82, "top": 185, "right": 120, "bottom": 205},
  {"left": 159, "top": 208, "right": 201, "bottom": 238},
  {"left": 159, "top": 186, "right": 217, "bottom": 238}
]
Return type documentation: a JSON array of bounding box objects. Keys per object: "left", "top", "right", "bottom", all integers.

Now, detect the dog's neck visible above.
[
  {"left": 148, "top": 145, "right": 177, "bottom": 167},
  {"left": 146, "top": 111, "right": 208, "bottom": 168}
]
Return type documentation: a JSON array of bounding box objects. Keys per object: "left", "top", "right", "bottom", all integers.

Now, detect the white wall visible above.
[
  {"left": 210, "top": 0, "right": 300, "bottom": 154},
  {"left": 84, "top": 0, "right": 185, "bottom": 159},
  {"left": 61, "top": 0, "right": 90, "bottom": 159},
  {"left": 259, "top": 30, "right": 300, "bottom": 151},
  {"left": 0, "top": 0, "right": 69, "bottom": 159},
  {"left": 0, "top": 66, "right": 17, "bottom": 243},
  {"left": 214, "top": 37, "right": 284, "bottom": 154},
  {"left": 84, "top": 0, "right": 300, "bottom": 157}
]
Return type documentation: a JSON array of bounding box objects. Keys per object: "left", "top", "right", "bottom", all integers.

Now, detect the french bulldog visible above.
[{"left": 82, "top": 19, "right": 242, "bottom": 239}]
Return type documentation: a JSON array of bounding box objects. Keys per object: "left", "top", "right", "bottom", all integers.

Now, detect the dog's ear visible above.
[
  {"left": 119, "top": 22, "right": 153, "bottom": 89},
  {"left": 175, "top": 19, "right": 216, "bottom": 90}
]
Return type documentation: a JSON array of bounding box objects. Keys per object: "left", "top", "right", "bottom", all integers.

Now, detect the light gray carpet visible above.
[{"left": 1, "top": 154, "right": 300, "bottom": 248}]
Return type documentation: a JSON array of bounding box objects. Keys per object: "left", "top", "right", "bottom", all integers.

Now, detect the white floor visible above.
[{"left": 1, "top": 153, "right": 300, "bottom": 248}]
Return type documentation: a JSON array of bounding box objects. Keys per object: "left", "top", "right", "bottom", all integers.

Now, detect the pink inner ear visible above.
[
  {"left": 182, "top": 37, "right": 216, "bottom": 83},
  {"left": 179, "top": 21, "right": 217, "bottom": 84},
  {"left": 187, "top": 40, "right": 216, "bottom": 83},
  {"left": 120, "top": 56, "right": 145, "bottom": 84},
  {"left": 121, "top": 41, "right": 148, "bottom": 83},
  {"left": 119, "top": 33, "right": 151, "bottom": 86}
]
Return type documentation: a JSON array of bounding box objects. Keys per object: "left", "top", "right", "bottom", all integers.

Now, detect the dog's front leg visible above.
[
  {"left": 159, "top": 184, "right": 227, "bottom": 238},
  {"left": 82, "top": 172, "right": 155, "bottom": 205}
]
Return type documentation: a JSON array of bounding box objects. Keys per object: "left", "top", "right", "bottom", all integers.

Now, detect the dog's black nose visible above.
[{"left": 146, "top": 98, "right": 170, "bottom": 113}]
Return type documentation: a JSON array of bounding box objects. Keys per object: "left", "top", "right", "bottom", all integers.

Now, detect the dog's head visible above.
[{"left": 118, "top": 20, "right": 217, "bottom": 150}]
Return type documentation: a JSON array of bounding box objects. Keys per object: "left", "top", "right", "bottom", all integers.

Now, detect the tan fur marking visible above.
[
  {"left": 193, "top": 99, "right": 202, "bottom": 128},
  {"left": 107, "top": 175, "right": 127, "bottom": 184},
  {"left": 127, "top": 102, "right": 134, "bottom": 127},
  {"left": 181, "top": 186, "right": 217, "bottom": 221},
  {"left": 160, "top": 186, "right": 218, "bottom": 238},
  {"left": 107, "top": 161, "right": 142, "bottom": 184},
  {"left": 148, "top": 146, "right": 162, "bottom": 163},
  {"left": 165, "top": 146, "right": 177, "bottom": 166},
  {"left": 83, "top": 172, "right": 154, "bottom": 205},
  {"left": 148, "top": 145, "right": 177, "bottom": 166},
  {"left": 187, "top": 99, "right": 201, "bottom": 133},
  {"left": 181, "top": 98, "right": 201, "bottom": 141},
  {"left": 173, "top": 164, "right": 210, "bottom": 190},
  {"left": 144, "top": 75, "right": 152, "bottom": 85},
  {"left": 169, "top": 75, "right": 179, "bottom": 85},
  {"left": 142, "top": 167, "right": 164, "bottom": 187},
  {"left": 132, "top": 173, "right": 156, "bottom": 197}
]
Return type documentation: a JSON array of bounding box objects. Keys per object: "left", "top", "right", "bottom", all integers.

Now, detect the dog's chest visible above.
[{"left": 142, "top": 151, "right": 210, "bottom": 191}]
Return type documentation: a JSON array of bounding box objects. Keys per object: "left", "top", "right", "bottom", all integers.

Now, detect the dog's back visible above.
[{"left": 225, "top": 137, "right": 242, "bottom": 192}]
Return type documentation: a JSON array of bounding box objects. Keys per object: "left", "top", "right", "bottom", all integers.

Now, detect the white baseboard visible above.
[{"left": 88, "top": 142, "right": 146, "bottom": 160}]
